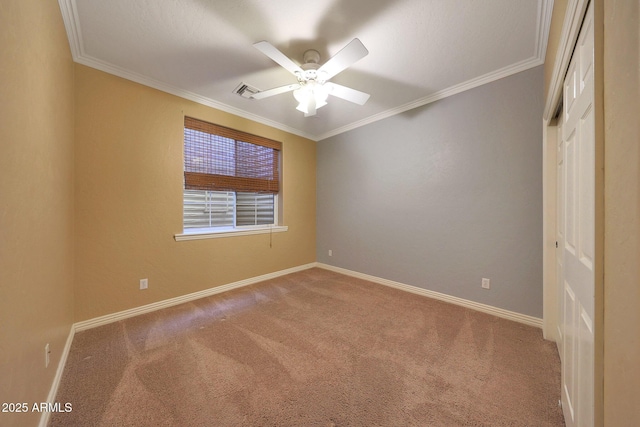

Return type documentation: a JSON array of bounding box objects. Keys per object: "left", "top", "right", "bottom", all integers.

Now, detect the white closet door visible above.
[{"left": 559, "top": 3, "right": 595, "bottom": 426}]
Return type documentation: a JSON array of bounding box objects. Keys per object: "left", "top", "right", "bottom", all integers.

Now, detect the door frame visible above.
[{"left": 542, "top": 0, "right": 604, "bottom": 425}]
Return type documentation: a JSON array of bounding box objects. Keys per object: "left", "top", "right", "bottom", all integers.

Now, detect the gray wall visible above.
[{"left": 316, "top": 66, "right": 544, "bottom": 318}]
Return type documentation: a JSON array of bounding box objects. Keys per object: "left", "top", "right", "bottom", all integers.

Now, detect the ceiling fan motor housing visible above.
[
  {"left": 299, "top": 50, "right": 324, "bottom": 82},
  {"left": 303, "top": 49, "right": 320, "bottom": 64}
]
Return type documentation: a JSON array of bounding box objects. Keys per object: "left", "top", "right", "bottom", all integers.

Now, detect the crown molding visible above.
[
  {"left": 58, "top": 0, "right": 554, "bottom": 142},
  {"left": 317, "top": 55, "right": 545, "bottom": 140},
  {"left": 318, "top": 0, "right": 554, "bottom": 140},
  {"left": 536, "top": 0, "right": 555, "bottom": 62},
  {"left": 73, "top": 54, "right": 316, "bottom": 141},
  {"left": 57, "top": 1, "right": 316, "bottom": 141}
]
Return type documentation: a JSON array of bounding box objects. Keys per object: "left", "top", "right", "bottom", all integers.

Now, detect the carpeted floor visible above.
[{"left": 50, "top": 268, "right": 565, "bottom": 426}]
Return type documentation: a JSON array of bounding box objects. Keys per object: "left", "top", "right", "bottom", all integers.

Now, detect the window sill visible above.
[{"left": 174, "top": 225, "right": 288, "bottom": 241}]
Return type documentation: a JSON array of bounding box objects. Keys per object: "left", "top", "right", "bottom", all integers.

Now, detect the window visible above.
[
  {"left": 183, "top": 190, "right": 275, "bottom": 229},
  {"left": 178, "top": 117, "right": 285, "bottom": 239}
]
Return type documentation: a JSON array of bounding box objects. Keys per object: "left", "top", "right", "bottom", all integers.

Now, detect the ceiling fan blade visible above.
[
  {"left": 325, "top": 82, "right": 370, "bottom": 105},
  {"left": 318, "top": 38, "right": 368, "bottom": 80},
  {"left": 253, "top": 41, "right": 303, "bottom": 76},
  {"left": 251, "top": 83, "right": 300, "bottom": 100}
]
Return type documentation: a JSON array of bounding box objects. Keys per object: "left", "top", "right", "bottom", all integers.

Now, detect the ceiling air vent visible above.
[{"left": 233, "top": 82, "right": 260, "bottom": 99}]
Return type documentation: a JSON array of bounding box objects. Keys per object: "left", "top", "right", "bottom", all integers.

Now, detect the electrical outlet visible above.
[
  {"left": 45, "top": 343, "right": 50, "bottom": 368},
  {"left": 140, "top": 278, "right": 148, "bottom": 290},
  {"left": 482, "top": 278, "right": 490, "bottom": 289},
  {"left": 328, "top": 249, "right": 333, "bottom": 257}
]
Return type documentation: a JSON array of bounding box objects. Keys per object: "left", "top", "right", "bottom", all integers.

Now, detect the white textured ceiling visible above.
[{"left": 59, "top": 0, "right": 552, "bottom": 141}]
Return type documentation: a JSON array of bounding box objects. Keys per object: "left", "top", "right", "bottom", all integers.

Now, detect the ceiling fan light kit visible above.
[
  {"left": 250, "top": 38, "right": 370, "bottom": 117},
  {"left": 294, "top": 81, "right": 329, "bottom": 116}
]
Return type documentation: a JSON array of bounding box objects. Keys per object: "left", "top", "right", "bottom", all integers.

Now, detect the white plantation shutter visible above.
[
  {"left": 183, "top": 190, "right": 235, "bottom": 229},
  {"left": 236, "top": 193, "right": 275, "bottom": 226},
  {"left": 183, "top": 190, "right": 275, "bottom": 230}
]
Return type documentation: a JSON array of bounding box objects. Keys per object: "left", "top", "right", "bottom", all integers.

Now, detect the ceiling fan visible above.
[{"left": 250, "top": 38, "right": 370, "bottom": 117}]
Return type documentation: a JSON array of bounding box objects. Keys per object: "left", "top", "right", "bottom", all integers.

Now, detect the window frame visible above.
[
  {"left": 175, "top": 117, "right": 287, "bottom": 241},
  {"left": 174, "top": 223, "right": 288, "bottom": 241}
]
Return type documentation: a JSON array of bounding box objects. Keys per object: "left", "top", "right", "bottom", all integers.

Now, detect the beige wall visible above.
[
  {"left": 0, "top": 1, "right": 75, "bottom": 426},
  {"left": 603, "top": 1, "right": 640, "bottom": 425},
  {"left": 0, "top": 2, "right": 314, "bottom": 421},
  {"left": 74, "top": 65, "right": 317, "bottom": 321}
]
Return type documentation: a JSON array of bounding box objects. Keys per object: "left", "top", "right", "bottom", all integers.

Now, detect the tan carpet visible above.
[{"left": 50, "top": 268, "right": 564, "bottom": 426}]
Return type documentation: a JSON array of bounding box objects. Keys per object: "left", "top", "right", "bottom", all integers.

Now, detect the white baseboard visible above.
[
  {"left": 39, "top": 263, "right": 317, "bottom": 426},
  {"left": 39, "top": 325, "right": 75, "bottom": 427},
  {"left": 41, "top": 260, "right": 540, "bottom": 426},
  {"left": 74, "top": 262, "right": 318, "bottom": 332},
  {"left": 71, "top": 259, "right": 541, "bottom": 333},
  {"left": 316, "top": 263, "right": 543, "bottom": 329}
]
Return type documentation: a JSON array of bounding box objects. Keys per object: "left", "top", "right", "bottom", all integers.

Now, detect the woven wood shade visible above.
[{"left": 184, "top": 117, "right": 281, "bottom": 193}]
